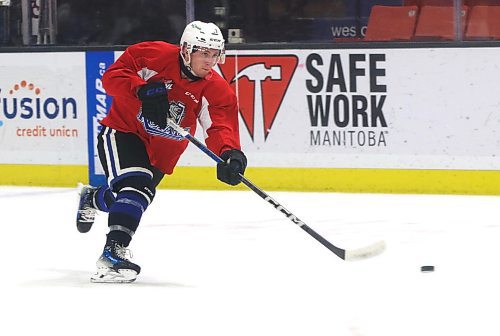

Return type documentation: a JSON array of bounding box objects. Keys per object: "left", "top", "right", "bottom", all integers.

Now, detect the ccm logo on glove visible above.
[
  {"left": 137, "top": 82, "right": 170, "bottom": 129},
  {"left": 217, "top": 149, "right": 247, "bottom": 186}
]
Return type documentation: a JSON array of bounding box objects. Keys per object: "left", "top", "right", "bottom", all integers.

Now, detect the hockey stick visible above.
[{"left": 167, "top": 119, "right": 385, "bottom": 261}]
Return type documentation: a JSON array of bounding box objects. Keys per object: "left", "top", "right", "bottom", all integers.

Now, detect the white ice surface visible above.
[{"left": 2, "top": 186, "right": 500, "bottom": 336}]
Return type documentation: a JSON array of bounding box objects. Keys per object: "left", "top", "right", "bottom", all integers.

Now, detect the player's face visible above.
[{"left": 190, "top": 47, "right": 220, "bottom": 77}]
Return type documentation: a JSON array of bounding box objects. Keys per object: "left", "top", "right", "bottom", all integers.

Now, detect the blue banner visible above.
[{"left": 85, "top": 51, "right": 114, "bottom": 186}]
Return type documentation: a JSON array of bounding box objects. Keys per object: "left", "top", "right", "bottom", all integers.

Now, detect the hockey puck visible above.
[{"left": 420, "top": 265, "right": 435, "bottom": 273}]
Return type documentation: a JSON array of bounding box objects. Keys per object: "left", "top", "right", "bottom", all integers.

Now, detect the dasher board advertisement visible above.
[
  {"left": 181, "top": 48, "right": 500, "bottom": 170},
  {"left": 0, "top": 52, "right": 87, "bottom": 165},
  {"left": 2, "top": 47, "right": 500, "bottom": 189}
]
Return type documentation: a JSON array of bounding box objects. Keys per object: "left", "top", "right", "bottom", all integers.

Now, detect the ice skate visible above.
[
  {"left": 90, "top": 241, "right": 141, "bottom": 283},
  {"left": 76, "top": 183, "right": 97, "bottom": 233}
]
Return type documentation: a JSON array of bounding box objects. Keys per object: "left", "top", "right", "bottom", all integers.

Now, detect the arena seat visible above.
[
  {"left": 414, "top": 5, "right": 468, "bottom": 40},
  {"left": 364, "top": 5, "right": 419, "bottom": 41},
  {"left": 465, "top": 6, "right": 500, "bottom": 39}
]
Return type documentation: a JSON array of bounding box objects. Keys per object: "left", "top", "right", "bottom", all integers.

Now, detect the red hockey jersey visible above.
[{"left": 101, "top": 41, "right": 241, "bottom": 174}]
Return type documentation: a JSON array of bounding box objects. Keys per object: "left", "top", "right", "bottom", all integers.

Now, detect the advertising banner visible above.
[
  {"left": 0, "top": 52, "right": 87, "bottom": 164},
  {"left": 178, "top": 47, "right": 500, "bottom": 171},
  {"left": 85, "top": 51, "right": 114, "bottom": 186},
  {"left": 2, "top": 46, "right": 500, "bottom": 189}
]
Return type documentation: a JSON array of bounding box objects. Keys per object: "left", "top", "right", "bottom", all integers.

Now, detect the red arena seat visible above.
[
  {"left": 465, "top": 5, "right": 500, "bottom": 39},
  {"left": 364, "top": 5, "right": 419, "bottom": 41},
  {"left": 414, "top": 5, "right": 468, "bottom": 40}
]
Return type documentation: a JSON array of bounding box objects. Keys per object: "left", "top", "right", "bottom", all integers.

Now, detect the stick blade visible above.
[{"left": 344, "top": 240, "right": 386, "bottom": 261}]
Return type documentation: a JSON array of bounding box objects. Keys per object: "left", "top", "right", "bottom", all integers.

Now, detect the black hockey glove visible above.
[
  {"left": 137, "top": 82, "right": 170, "bottom": 129},
  {"left": 217, "top": 149, "right": 247, "bottom": 186}
]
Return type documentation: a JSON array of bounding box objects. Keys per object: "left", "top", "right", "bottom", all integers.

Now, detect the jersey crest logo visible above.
[
  {"left": 217, "top": 55, "right": 298, "bottom": 142},
  {"left": 137, "top": 101, "right": 188, "bottom": 140}
]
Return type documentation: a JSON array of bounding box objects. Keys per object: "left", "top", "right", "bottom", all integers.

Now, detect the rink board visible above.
[
  {"left": 1, "top": 47, "right": 500, "bottom": 194},
  {"left": 1, "top": 164, "right": 500, "bottom": 195}
]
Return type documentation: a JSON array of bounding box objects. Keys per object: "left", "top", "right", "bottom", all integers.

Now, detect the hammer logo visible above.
[{"left": 218, "top": 55, "right": 298, "bottom": 142}]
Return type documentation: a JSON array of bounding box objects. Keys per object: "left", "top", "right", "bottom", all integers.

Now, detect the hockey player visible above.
[{"left": 76, "top": 21, "right": 247, "bottom": 283}]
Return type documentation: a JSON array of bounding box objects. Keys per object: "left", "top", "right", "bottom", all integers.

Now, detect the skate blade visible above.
[
  {"left": 76, "top": 183, "right": 95, "bottom": 233},
  {"left": 77, "top": 222, "right": 93, "bottom": 233},
  {"left": 90, "top": 268, "right": 137, "bottom": 283}
]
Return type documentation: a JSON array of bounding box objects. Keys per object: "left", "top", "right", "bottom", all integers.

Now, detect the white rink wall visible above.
[{"left": 1, "top": 47, "right": 500, "bottom": 193}]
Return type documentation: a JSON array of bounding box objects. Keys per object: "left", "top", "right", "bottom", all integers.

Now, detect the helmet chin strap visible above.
[{"left": 179, "top": 54, "right": 202, "bottom": 81}]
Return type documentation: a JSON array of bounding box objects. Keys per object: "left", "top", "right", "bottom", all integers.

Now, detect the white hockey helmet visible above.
[{"left": 180, "top": 20, "right": 226, "bottom": 67}]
